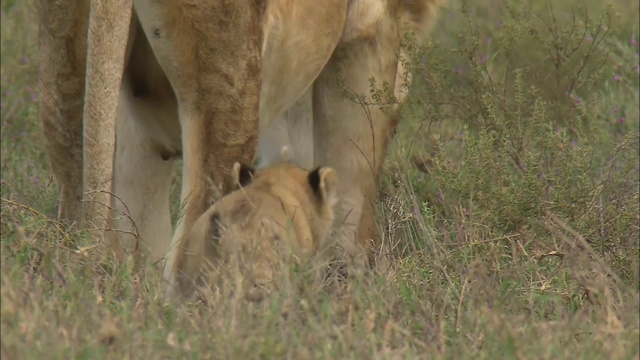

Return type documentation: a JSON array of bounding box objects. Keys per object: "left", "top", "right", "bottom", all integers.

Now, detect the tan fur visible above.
[
  {"left": 171, "top": 163, "right": 339, "bottom": 300},
  {"left": 36, "top": 0, "right": 445, "bottom": 298}
]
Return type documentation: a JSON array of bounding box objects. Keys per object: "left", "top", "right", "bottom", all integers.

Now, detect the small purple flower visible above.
[
  {"left": 566, "top": 92, "right": 583, "bottom": 105},
  {"left": 496, "top": 21, "right": 503, "bottom": 28},
  {"left": 476, "top": 53, "right": 488, "bottom": 65},
  {"left": 4, "top": 90, "right": 10, "bottom": 97},
  {"left": 633, "top": 64, "right": 639, "bottom": 74},
  {"left": 570, "top": 140, "right": 577, "bottom": 148},
  {"left": 22, "top": 56, "right": 29, "bottom": 64},
  {"left": 632, "top": 35, "right": 637, "bottom": 46},
  {"left": 612, "top": 74, "right": 621, "bottom": 81},
  {"left": 455, "top": 66, "right": 465, "bottom": 75},
  {"left": 482, "top": 35, "right": 492, "bottom": 45},
  {"left": 29, "top": 176, "right": 41, "bottom": 187},
  {"left": 25, "top": 85, "right": 36, "bottom": 102},
  {"left": 617, "top": 117, "right": 624, "bottom": 124}
]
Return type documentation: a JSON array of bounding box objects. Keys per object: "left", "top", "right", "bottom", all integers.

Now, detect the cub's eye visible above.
[{"left": 271, "top": 233, "right": 281, "bottom": 244}]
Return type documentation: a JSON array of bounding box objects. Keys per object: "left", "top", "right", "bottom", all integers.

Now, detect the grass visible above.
[{"left": 1, "top": 0, "right": 639, "bottom": 358}]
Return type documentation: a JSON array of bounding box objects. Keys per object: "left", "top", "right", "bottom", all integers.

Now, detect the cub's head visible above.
[{"left": 172, "top": 162, "right": 339, "bottom": 301}]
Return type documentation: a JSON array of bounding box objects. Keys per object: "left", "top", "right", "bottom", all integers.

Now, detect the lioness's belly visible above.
[
  {"left": 121, "top": 19, "right": 182, "bottom": 160},
  {"left": 120, "top": 3, "right": 336, "bottom": 165}
]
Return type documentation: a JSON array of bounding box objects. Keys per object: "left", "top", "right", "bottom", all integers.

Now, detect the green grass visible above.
[{"left": 2, "top": 0, "right": 639, "bottom": 358}]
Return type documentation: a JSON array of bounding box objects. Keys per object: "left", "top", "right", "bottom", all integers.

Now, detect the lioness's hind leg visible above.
[
  {"left": 132, "top": 0, "right": 264, "bottom": 297},
  {"left": 36, "top": 0, "right": 89, "bottom": 225},
  {"left": 108, "top": 94, "right": 175, "bottom": 265}
]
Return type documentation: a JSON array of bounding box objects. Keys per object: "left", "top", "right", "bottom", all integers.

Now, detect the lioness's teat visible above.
[{"left": 170, "top": 162, "right": 339, "bottom": 301}]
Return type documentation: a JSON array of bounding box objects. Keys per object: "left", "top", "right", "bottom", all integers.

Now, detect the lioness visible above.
[
  {"left": 173, "top": 161, "right": 339, "bottom": 300},
  {"left": 36, "top": 0, "right": 445, "bottom": 298}
]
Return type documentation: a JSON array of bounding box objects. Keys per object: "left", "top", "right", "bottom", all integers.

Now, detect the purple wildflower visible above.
[
  {"left": 566, "top": 92, "right": 583, "bottom": 105},
  {"left": 612, "top": 74, "right": 621, "bottom": 81},
  {"left": 476, "top": 53, "right": 488, "bottom": 65},
  {"left": 22, "top": 56, "right": 29, "bottom": 64},
  {"left": 632, "top": 35, "right": 637, "bottom": 46},
  {"left": 617, "top": 117, "right": 624, "bottom": 124},
  {"left": 25, "top": 85, "right": 36, "bottom": 101},
  {"left": 496, "top": 21, "right": 503, "bottom": 28},
  {"left": 29, "top": 176, "right": 41, "bottom": 187}
]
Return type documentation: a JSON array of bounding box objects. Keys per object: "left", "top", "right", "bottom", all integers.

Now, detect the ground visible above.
[{"left": 1, "top": 0, "right": 639, "bottom": 358}]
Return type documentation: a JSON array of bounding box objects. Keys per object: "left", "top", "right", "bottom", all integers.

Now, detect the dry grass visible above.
[{"left": 1, "top": 0, "right": 639, "bottom": 359}]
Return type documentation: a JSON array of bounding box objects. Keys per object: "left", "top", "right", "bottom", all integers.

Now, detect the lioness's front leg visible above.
[
  {"left": 313, "top": 18, "right": 401, "bottom": 266},
  {"left": 132, "top": 0, "right": 263, "bottom": 296}
]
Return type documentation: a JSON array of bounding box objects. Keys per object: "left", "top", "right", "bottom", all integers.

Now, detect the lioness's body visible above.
[{"left": 36, "top": 0, "right": 444, "bottom": 297}]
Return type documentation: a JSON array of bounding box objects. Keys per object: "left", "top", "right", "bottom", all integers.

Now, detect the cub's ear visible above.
[
  {"left": 231, "top": 162, "right": 255, "bottom": 188},
  {"left": 308, "top": 166, "right": 338, "bottom": 207}
]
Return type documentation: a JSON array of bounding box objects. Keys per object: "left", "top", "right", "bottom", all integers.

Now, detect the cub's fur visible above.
[{"left": 172, "top": 162, "right": 339, "bottom": 301}]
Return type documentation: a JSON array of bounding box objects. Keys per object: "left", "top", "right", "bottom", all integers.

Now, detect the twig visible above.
[
  {"left": 454, "top": 277, "right": 469, "bottom": 332},
  {"left": 544, "top": 210, "right": 624, "bottom": 286}
]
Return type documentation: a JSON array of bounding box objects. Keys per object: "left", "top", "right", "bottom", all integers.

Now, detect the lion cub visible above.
[{"left": 169, "top": 161, "right": 339, "bottom": 301}]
